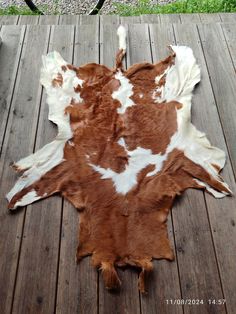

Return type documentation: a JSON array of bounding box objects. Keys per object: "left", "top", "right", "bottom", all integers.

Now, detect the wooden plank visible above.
[
  {"left": 80, "top": 14, "right": 99, "bottom": 25},
  {"left": 100, "top": 16, "right": 120, "bottom": 69},
  {"left": 59, "top": 15, "right": 79, "bottom": 25},
  {"left": 0, "top": 26, "right": 25, "bottom": 152},
  {"left": 18, "top": 15, "right": 39, "bottom": 25},
  {"left": 98, "top": 22, "right": 141, "bottom": 314},
  {"left": 100, "top": 15, "right": 120, "bottom": 25},
  {"left": 0, "top": 25, "right": 50, "bottom": 314},
  {"left": 10, "top": 25, "right": 73, "bottom": 314},
  {"left": 57, "top": 202, "right": 98, "bottom": 314},
  {"left": 150, "top": 24, "right": 228, "bottom": 313},
  {"left": 198, "top": 23, "right": 236, "bottom": 177},
  {"left": 0, "top": 15, "right": 19, "bottom": 25},
  {"left": 140, "top": 24, "right": 183, "bottom": 314},
  {"left": 174, "top": 22, "right": 236, "bottom": 313},
  {"left": 221, "top": 23, "right": 236, "bottom": 69},
  {"left": 159, "top": 14, "right": 181, "bottom": 23},
  {"left": 199, "top": 13, "right": 221, "bottom": 23},
  {"left": 180, "top": 14, "right": 201, "bottom": 23},
  {"left": 141, "top": 14, "right": 160, "bottom": 23},
  {"left": 120, "top": 16, "right": 141, "bottom": 24},
  {"left": 126, "top": 24, "right": 151, "bottom": 67},
  {"left": 173, "top": 196, "right": 226, "bottom": 314},
  {"left": 39, "top": 15, "right": 59, "bottom": 25},
  {"left": 220, "top": 13, "right": 236, "bottom": 23},
  {"left": 56, "top": 24, "right": 99, "bottom": 314},
  {"left": 197, "top": 23, "right": 236, "bottom": 314},
  {"left": 99, "top": 269, "right": 140, "bottom": 314}
]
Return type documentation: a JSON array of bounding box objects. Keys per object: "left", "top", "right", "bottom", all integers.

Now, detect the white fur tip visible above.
[{"left": 117, "top": 25, "right": 126, "bottom": 51}]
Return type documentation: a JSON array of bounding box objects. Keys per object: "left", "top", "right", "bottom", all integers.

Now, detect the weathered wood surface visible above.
[
  {"left": 180, "top": 13, "right": 201, "bottom": 23},
  {"left": 0, "top": 14, "right": 236, "bottom": 26},
  {"left": 199, "top": 13, "right": 222, "bottom": 23},
  {"left": 18, "top": 15, "right": 39, "bottom": 25},
  {"left": 220, "top": 13, "right": 236, "bottom": 23},
  {"left": 120, "top": 16, "right": 141, "bottom": 24},
  {"left": 159, "top": 14, "right": 181, "bottom": 23},
  {"left": 11, "top": 25, "right": 67, "bottom": 314},
  {"left": 197, "top": 23, "right": 236, "bottom": 314},
  {"left": 59, "top": 14, "right": 79, "bottom": 25},
  {"left": 198, "top": 24, "right": 236, "bottom": 177},
  {"left": 173, "top": 23, "right": 228, "bottom": 314},
  {"left": 0, "top": 15, "right": 19, "bottom": 25},
  {"left": 0, "top": 20, "right": 236, "bottom": 314},
  {"left": 0, "top": 26, "right": 24, "bottom": 151},
  {"left": 221, "top": 23, "right": 236, "bottom": 71},
  {"left": 0, "top": 25, "right": 50, "bottom": 314},
  {"left": 141, "top": 14, "right": 160, "bottom": 23},
  {"left": 38, "top": 15, "right": 60, "bottom": 25}
]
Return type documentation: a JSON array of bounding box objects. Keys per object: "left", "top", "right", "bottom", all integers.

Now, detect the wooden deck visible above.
[{"left": 0, "top": 13, "right": 236, "bottom": 314}]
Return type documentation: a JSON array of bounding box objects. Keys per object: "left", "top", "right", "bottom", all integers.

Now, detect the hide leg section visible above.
[
  {"left": 76, "top": 210, "right": 121, "bottom": 290},
  {"left": 7, "top": 181, "right": 56, "bottom": 211},
  {"left": 8, "top": 188, "right": 43, "bottom": 211},
  {"left": 132, "top": 259, "right": 153, "bottom": 293},
  {"left": 115, "top": 26, "right": 126, "bottom": 70},
  {"left": 10, "top": 140, "right": 65, "bottom": 174},
  {"left": 182, "top": 155, "right": 232, "bottom": 198},
  {"left": 7, "top": 162, "right": 67, "bottom": 210},
  {"left": 100, "top": 261, "right": 121, "bottom": 291}
]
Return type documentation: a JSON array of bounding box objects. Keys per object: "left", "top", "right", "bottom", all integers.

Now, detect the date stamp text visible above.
[{"left": 165, "top": 299, "right": 226, "bottom": 305}]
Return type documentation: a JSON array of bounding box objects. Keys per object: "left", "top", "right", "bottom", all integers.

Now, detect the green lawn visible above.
[
  {"left": 114, "top": 0, "right": 236, "bottom": 15},
  {"left": 0, "top": 0, "right": 236, "bottom": 15},
  {"left": 0, "top": 5, "right": 39, "bottom": 15}
]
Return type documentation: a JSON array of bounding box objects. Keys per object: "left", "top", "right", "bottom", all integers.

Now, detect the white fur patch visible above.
[
  {"left": 7, "top": 51, "right": 83, "bottom": 206},
  {"left": 112, "top": 70, "right": 135, "bottom": 114},
  {"left": 10, "top": 190, "right": 41, "bottom": 210},
  {"left": 6, "top": 141, "right": 66, "bottom": 202},
  {"left": 91, "top": 143, "right": 165, "bottom": 194},
  {"left": 194, "top": 179, "right": 231, "bottom": 198},
  {"left": 41, "top": 51, "right": 84, "bottom": 139},
  {"left": 117, "top": 25, "right": 127, "bottom": 51},
  {"left": 153, "top": 67, "right": 170, "bottom": 103}
]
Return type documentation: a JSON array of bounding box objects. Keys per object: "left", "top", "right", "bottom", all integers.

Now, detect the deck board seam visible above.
[
  {"left": 202, "top": 192, "right": 228, "bottom": 313},
  {"left": 0, "top": 26, "right": 26, "bottom": 158},
  {"left": 9, "top": 25, "right": 52, "bottom": 313},
  {"left": 220, "top": 23, "right": 236, "bottom": 72},
  {"left": 9, "top": 24, "right": 50, "bottom": 314},
  {"left": 54, "top": 198, "right": 65, "bottom": 314},
  {"left": 196, "top": 24, "right": 236, "bottom": 183},
  {"left": 196, "top": 24, "right": 235, "bottom": 313},
  {"left": 31, "top": 27, "right": 51, "bottom": 153}
]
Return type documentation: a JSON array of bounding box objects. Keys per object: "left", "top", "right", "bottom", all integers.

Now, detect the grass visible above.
[
  {"left": 0, "top": 6, "right": 37, "bottom": 15},
  {"left": 114, "top": 0, "right": 236, "bottom": 15},
  {"left": 0, "top": 1, "right": 59, "bottom": 15},
  {"left": 0, "top": 0, "right": 236, "bottom": 15}
]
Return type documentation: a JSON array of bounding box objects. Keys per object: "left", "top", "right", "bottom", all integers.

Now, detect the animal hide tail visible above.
[{"left": 100, "top": 262, "right": 121, "bottom": 290}]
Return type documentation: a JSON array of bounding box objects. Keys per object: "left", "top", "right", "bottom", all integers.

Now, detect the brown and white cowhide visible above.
[{"left": 7, "top": 26, "right": 231, "bottom": 292}]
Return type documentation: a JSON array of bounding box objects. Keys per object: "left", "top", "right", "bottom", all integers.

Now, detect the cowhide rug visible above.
[{"left": 7, "top": 26, "right": 231, "bottom": 292}]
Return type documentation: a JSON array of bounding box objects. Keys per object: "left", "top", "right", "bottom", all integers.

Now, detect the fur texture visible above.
[{"left": 7, "top": 26, "right": 231, "bottom": 292}]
